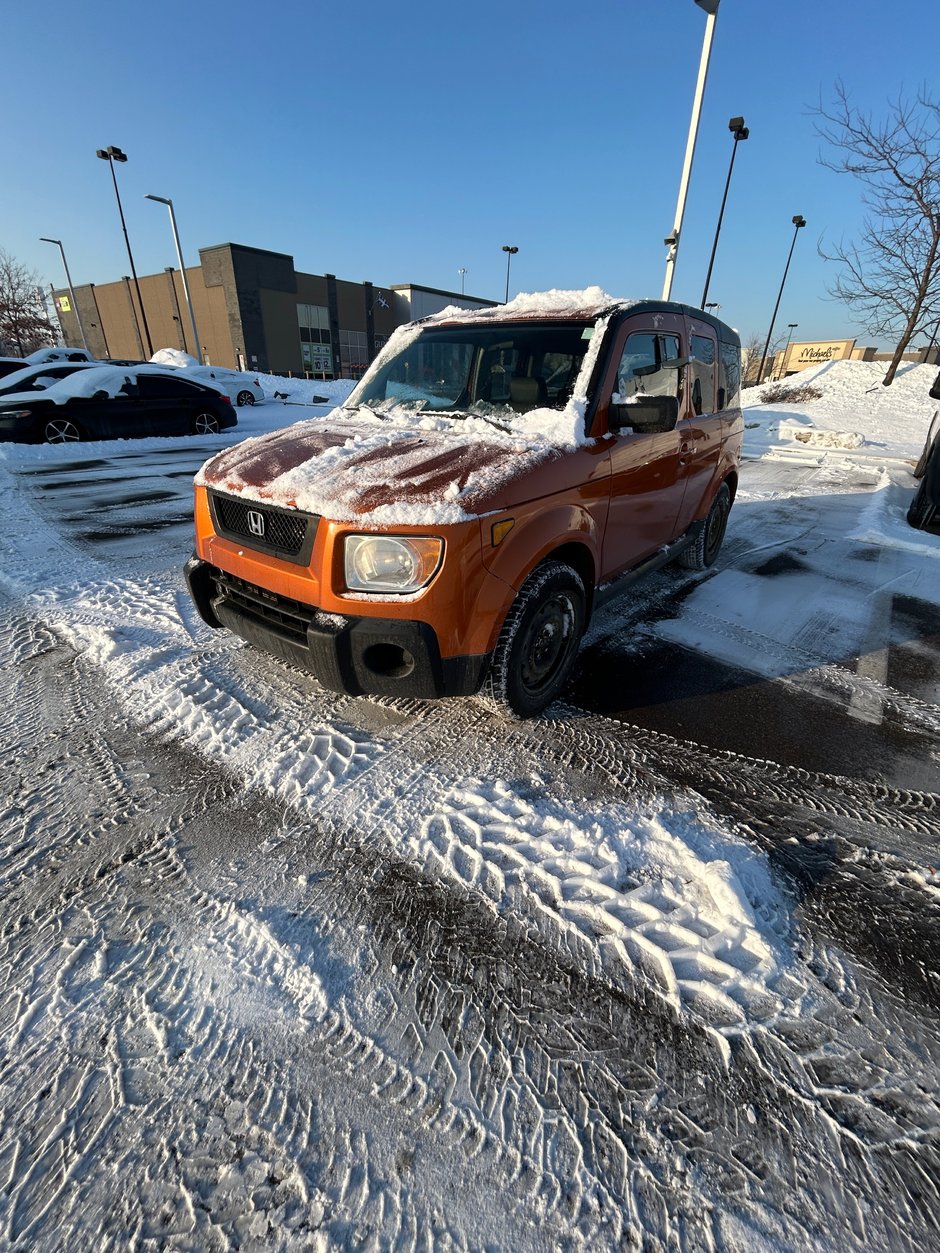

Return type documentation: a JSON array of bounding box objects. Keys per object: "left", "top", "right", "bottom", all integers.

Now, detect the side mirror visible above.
[{"left": 609, "top": 394, "right": 679, "bottom": 434}]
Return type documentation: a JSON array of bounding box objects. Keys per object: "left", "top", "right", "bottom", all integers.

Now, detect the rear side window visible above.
[
  {"left": 690, "top": 334, "right": 716, "bottom": 415},
  {"left": 137, "top": 375, "right": 203, "bottom": 398},
  {"left": 616, "top": 332, "right": 682, "bottom": 400},
  {"left": 719, "top": 341, "right": 741, "bottom": 410}
]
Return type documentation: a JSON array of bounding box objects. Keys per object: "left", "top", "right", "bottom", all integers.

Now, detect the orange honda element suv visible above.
[{"left": 185, "top": 290, "right": 743, "bottom": 716}]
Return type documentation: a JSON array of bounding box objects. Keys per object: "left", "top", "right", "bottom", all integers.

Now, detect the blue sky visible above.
[{"left": 6, "top": 0, "right": 939, "bottom": 349}]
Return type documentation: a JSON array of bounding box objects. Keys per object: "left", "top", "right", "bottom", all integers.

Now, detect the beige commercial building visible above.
[{"left": 53, "top": 243, "right": 495, "bottom": 380}]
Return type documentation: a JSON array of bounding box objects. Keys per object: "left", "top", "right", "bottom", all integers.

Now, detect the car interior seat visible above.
[{"left": 508, "top": 375, "right": 548, "bottom": 412}]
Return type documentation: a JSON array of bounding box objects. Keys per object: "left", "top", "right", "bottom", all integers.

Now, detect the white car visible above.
[{"left": 190, "top": 367, "right": 263, "bottom": 407}]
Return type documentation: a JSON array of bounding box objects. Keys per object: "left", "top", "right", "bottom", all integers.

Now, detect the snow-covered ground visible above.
[{"left": 0, "top": 360, "right": 938, "bottom": 1250}]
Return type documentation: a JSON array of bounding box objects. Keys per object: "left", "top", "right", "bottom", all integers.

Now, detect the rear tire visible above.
[
  {"left": 193, "top": 412, "right": 221, "bottom": 434},
  {"left": 479, "top": 560, "right": 585, "bottom": 718},
  {"left": 678, "top": 482, "right": 731, "bottom": 570},
  {"left": 42, "top": 417, "right": 82, "bottom": 443},
  {"left": 236, "top": 390, "right": 255, "bottom": 407}
]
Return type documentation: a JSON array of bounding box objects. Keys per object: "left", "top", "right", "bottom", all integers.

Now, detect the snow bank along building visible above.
[{"left": 51, "top": 243, "right": 495, "bottom": 379}]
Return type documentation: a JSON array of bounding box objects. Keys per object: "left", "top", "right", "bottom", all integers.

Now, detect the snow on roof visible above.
[
  {"left": 0, "top": 365, "right": 136, "bottom": 405},
  {"left": 151, "top": 348, "right": 200, "bottom": 369},
  {"left": 422, "top": 285, "right": 628, "bottom": 325}
]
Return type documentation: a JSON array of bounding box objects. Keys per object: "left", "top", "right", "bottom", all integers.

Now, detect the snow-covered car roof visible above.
[
  {"left": 25, "top": 346, "right": 96, "bottom": 364},
  {"left": 0, "top": 361, "right": 98, "bottom": 392},
  {"left": 420, "top": 286, "right": 628, "bottom": 327}
]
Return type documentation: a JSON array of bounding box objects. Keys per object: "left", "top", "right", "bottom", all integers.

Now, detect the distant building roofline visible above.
[{"left": 389, "top": 282, "right": 498, "bottom": 306}]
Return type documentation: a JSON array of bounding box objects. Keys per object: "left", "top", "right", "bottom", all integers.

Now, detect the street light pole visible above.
[
  {"left": 778, "top": 322, "right": 799, "bottom": 379},
  {"left": 758, "top": 216, "right": 806, "bottom": 384},
  {"left": 39, "top": 237, "right": 88, "bottom": 351},
  {"left": 96, "top": 145, "right": 153, "bottom": 357},
  {"left": 145, "top": 193, "right": 201, "bottom": 360},
  {"left": 701, "top": 116, "right": 748, "bottom": 308},
  {"left": 458, "top": 267, "right": 467, "bottom": 295},
  {"left": 662, "top": 0, "right": 720, "bottom": 301},
  {"left": 501, "top": 246, "right": 518, "bottom": 303}
]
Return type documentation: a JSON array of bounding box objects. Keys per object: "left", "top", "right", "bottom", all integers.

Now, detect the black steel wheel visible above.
[
  {"left": 678, "top": 481, "right": 732, "bottom": 570},
  {"left": 193, "top": 412, "right": 221, "bottom": 434},
  {"left": 480, "top": 560, "right": 585, "bottom": 718},
  {"left": 42, "top": 417, "right": 82, "bottom": 444}
]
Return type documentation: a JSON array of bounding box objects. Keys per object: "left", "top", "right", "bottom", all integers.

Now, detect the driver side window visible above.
[{"left": 615, "top": 333, "right": 682, "bottom": 401}]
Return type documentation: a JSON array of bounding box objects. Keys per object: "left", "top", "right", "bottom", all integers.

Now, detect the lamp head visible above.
[
  {"left": 501, "top": 245, "right": 518, "bottom": 255},
  {"left": 695, "top": 0, "right": 720, "bottom": 13},
  {"left": 97, "top": 145, "right": 127, "bottom": 162},
  {"left": 792, "top": 215, "right": 806, "bottom": 228},
  {"left": 39, "top": 237, "right": 61, "bottom": 245},
  {"left": 145, "top": 193, "right": 171, "bottom": 205}
]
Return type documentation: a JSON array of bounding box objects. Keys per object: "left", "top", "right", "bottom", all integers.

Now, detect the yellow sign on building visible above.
[{"left": 56, "top": 295, "right": 72, "bottom": 313}]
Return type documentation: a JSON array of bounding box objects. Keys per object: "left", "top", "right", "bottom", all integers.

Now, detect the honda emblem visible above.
[{"left": 247, "top": 509, "right": 266, "bottom": 537}]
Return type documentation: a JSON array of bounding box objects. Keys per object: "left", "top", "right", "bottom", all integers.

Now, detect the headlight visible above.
[{"left": 344, "top": 535, "right": 443, "bottom": 593}]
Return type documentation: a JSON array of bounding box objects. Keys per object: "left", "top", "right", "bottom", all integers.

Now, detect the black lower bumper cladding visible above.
[{"left": 183, "top": 556, "right": 488, "bottom": 699}]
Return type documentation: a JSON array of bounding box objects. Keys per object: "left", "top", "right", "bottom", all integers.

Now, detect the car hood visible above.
[{"left": 196, "top": 412, "right": 599, "bottom": 524}]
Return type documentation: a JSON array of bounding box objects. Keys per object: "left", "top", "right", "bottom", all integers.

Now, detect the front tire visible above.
[
  {"left": 193, "top": 412, "right": 221, "bottom": 434},
  {"left": 907, "top": 479, "right": 936, "bottom": 530},
  {"left": 480, "top": 560, "right": 585, "bottom": 718},
  {"left": 236, "top": 390, "right": 256, "bottom": 407},
  {"left": 678, "top": 481, "right": 731, "bottom": 570},
  {"left": 43, "top": 417, "right": 82, "bottom": 443}
]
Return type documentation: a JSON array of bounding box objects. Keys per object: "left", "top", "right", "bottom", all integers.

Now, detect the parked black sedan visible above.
[{"left": 0, "top": 366, "right": 238, "bottom": 443}]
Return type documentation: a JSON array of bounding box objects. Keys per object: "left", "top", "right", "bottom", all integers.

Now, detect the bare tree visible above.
[
  {"left": 0, "top": 249, "right": 56, "bottom": 356},
  {"left": 814, "top": 83, "right": 940, "bottom": 386},
  {"left": 741, "top": 330, "right": 789, "bottom": 386}
]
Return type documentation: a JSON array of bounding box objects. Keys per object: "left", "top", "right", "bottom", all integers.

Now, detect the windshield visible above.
[{"left": 353, "top": 321, "right": 595, "bottom": 418}]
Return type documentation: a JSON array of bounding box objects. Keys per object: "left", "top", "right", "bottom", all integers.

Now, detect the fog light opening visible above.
[{"left": 362, "top": 643, "right": 415, "bottom": 679}]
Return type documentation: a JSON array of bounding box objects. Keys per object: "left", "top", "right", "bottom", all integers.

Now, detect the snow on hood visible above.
[
  {"left": 197, "top": 415, "right": 578, "bottom": 523},
  {"left": 198, "top": 294, "right": 616, "bottom": 523}
]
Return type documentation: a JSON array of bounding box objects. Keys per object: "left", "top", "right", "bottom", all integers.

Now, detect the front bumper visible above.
[{"left": 184, "top": 556, "right": 489, "bottom": 700}]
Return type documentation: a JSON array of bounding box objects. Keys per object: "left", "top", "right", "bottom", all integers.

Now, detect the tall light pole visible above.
[
  {"left": 778, "top": 322, "right": 799, "bottom": 378},
  {"left": 96, "top": 145, "right": 153, "bottom": 357},
  {"left": 458, "top": 267, "right": 467, "bottom": 295},
  {"left": 145, "top": 193, "right": 201, "bottom": 360},
  {"left": 701, "top": 115, "right": 748, "bottom": 308},
  {"left": 39, "top": 237, "right": 88, "bottom": 351},
  {"left": 662, "top": 0, "right": 720, "bottom": 301},
  {"left": 501, "top": 245, "right": 518, "bottom": 303},
  {"left": 758, "top": 216, "right": 806, "bottom": 384}
]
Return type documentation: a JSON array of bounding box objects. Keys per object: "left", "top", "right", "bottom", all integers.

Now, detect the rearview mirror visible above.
[{"left": 609, "top": 394, "right": 679, "bottom": 434}]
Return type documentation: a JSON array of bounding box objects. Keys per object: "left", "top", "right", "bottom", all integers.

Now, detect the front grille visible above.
[
  {"left": 212, "top": 570, "right": 315, "bottom": 643},
  {"left": 209, "top": 491, "right": 318, "bottom": 563}
]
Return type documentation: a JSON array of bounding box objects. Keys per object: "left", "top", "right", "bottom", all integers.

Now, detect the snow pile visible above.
[
  {"left": 256, "top": 374, "right": 357, "bottom": 407},
  {"left": 151, "top": 348, "right": 200, "bottom": 368},
  {"left": 744, "top": 359, "right": 938, "bottom": 461}
]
